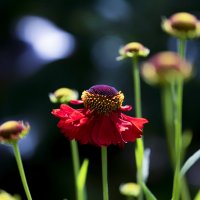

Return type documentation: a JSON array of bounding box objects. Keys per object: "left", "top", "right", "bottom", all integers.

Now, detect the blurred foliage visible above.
[{"left": 0, "top": 0, "right": 200, "bottom": 199}]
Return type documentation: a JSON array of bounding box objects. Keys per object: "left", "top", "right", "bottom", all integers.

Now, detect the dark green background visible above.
[{"left": 0, "top": 0, "right": 200, "bottom": 199}]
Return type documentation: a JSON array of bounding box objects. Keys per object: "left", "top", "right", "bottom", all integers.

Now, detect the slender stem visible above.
[
  {"left": 12, "top": 142, "right": 32, "bottom": 200},
  {"left": 176, "top": 38, "right": 191, "bottom": 200},
  {"left": 172, "top": 77, "right": 183, "bottom": 200},
  {"left": 132, "top": 56, "right": 142, "bottom": 117},
  {"left": 172, "top": 38, "right": 187, "bottom": 200},
  {"left": 178, "top": 38, "right": 191, "bottom": 200},
  {"left": 181, "top": 176, "right": 191, "bottom": 200},
  {"left": 132, "top": 56, "right": 144, "bottom": 200},
  {"left": 178, "top": 39, "right": 186, "bottom": 59},
  {"left": 161, "top": 84, "right": 175, "bottom": 167},
  {"left": 101, "top": 146, "right": 109, "bottom": 200},
  {"left": 70, "top": 140, "right": 82, "bottom": 200}
]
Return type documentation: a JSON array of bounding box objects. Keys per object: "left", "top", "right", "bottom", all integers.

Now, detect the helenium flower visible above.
[{"left": 52, "top": 85, "right": 148, "bottom": 147}]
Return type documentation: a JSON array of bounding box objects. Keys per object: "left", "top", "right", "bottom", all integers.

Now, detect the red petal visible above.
[
  {"left": 122, "top": 114, "right": 148, "bottom": 131},
  {"left": 90, "top": 115, "right": 122, "bottom": 146},
  {"left": 120, "top": 105, "right": 132, "bottom": 111},
  {"left": 52, "top": 104, "right": 148, "bottom": 147},
  {"left": 70, "top": 100, "right": 83, "bottom": 105},
  {"left": 121, "top": 114, "right": 148, "bottom": 142}
]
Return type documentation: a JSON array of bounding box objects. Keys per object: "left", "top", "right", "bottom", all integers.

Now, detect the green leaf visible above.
[
  {"left": 77, "top": 159, "right": 89, "bottom": 191},
  {"left": 181, "top": 130, "right": 193, "bottom": 163},
  {"left": 142, "top": 183, "right": 157, "bottom": 200},
  {"left": 194, "top": 190, "right": 200, "bottom": 200},
  {"left": 182, "top": 130, "right": 192, "bottom": 149},
  {"left": 181, "top": 149, "right": 200, "bottom": 176}
]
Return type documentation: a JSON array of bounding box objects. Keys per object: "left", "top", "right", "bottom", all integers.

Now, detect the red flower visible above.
[{"left": 52, "top": 85, "right": 148, "bottom": 147}]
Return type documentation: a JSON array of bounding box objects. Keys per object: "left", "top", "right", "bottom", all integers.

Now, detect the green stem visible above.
[
  {"left": 177, "top": 38, "right": 191, "bottom": 200},
  {"left": 181, "top": 176, "right": 191, "bottom": 200},
  {"left": 132, "top": 56, "right": 144, "bottom": 200},
  {"left": 178, "top": 39, "right": 186, "bottom": 59},
  {"left": 172, "top": 77, "right": 183, "bottom": 200},
  {"left": 101, "top": 146, "right": 109, "bottom": 200},
  {"left": 161, "top": 84, "right": 175, "bottom": 167},
  {"left": 162, "top": 81, "right": 190, "bottom": 200},
  {"left": 70, "top": 140, "right": 82, "bottom": 200},
  {"left": 12, "top": 142, "right": 32, "bottom": 200},
  {"left": 132, "top": 56, "right": 142, "bottom": 117}
]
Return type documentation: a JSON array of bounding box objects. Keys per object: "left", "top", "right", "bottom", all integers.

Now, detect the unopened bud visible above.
[
  {"left": 0, "top": 190, "right": 20, "bottom": 200},
  {"left": 0, "top": 121, "right": 30, "bottom": 143},
  {"left": 162, "top": 12, "right": 200, "bottom": 39},
  {"left": 119, "top": 182, "right": 141, "bottom": 197},
  {"left": 49, "top": 87, "right": 79, "bottom": 104},
  {"left": 117, "top": 42, "right": 149, "bottom": 61}
]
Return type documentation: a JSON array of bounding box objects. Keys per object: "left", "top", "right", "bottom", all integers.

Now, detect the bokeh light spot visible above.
[{"left": 16, "top": 16, "right": 75, "bottom": 61}]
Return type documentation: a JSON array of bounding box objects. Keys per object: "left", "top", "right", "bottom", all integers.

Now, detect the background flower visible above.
[
  {"left": 141, "top": 51, "right": 192, "bottom": 85},
  {"left": 117, "top": 42, "right": 149, "bottom": 61},
  {"left": 49, "top": 87, "right": 79, "bottom": 104},
  {"left": 0, "top": 121, "right": 30, "bottom": 144},
  {"left": 162, "top": 12, "right": 200, "bottom": 39}
]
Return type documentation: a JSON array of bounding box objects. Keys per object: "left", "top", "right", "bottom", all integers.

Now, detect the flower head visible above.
[
  {"left": 162, "top": 12, "right": 200, "bottom": 39},
  {"left": 49, "top": 87, "right": 79, "bottom": 104},
  {"left": 52, "top": 85, "right": 148, "bottom": 147},
  {"left": 0, "top": 121, "right": 30, "bottom": 144},
  {"left": 119, "top": 182, "right": 141, "bottom": 197},
  {"left": 0, "top": 190, "right": 21, "bottom": 200},
  {"left": 117, "top": 42, "right": 150, "bottom": 61},
  {"left": 141, "top": 51, "right": 192, "bottom": 85}
]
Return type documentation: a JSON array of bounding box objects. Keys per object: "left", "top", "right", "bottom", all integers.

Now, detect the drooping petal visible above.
[
  {"left": 122, "top": 114, "right": 149, "bottom": 131},
  {"left": 52, "top": 104, "right": 88, "bottom": 140},
  {"left": 112, "top": 113, "right": 148, "bottom": 143},
  {"left": 67, "top": 114, "right": 123, "bottom": 146},
  {"left": 52, "top": 104, "right": 126, "bottom": 146},
  {"left": 89, "top": 115, "right": 123, "bottom": 146},
  {"left": 52, "top": 104, "right": 84, "bottom": 120},
  {"left": 121, "top": 114, "right": 148, "bottom": 142}
]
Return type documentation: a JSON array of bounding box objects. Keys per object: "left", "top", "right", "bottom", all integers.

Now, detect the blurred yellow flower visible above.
[
  {"left": 0, "top": 190, "right": 20, "bottom": 200},
  {"left": 141, "top": 51, "right": 192, "bottom": 85},
  {"left": 49, "top": 87, "right": 79, "bottom": 104},
  {"left": 162, "top": 12, "right": 200, "bottom": 39},
  {"left": 119, "top": 182, "right": 141, "bottom": 197},
  {"left": 117, "top": 42, "right": 149, "bottom": 61}
]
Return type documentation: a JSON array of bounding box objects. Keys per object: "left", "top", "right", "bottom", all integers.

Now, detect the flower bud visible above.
[
  {"left": 162, "top": 12, "right": 200, "bottom": 39},
  {"left": 49, "top": 87, "right": 79, "bottom": 104},
  {"left": 117, "top": 42, "right": 150, "bottom": 61},
  {"left": 141, "top": 51, "right": 192, "bottom": 85},
  {"left": 0, "top": 190, "right": 21, "bottom": 200},
  {"left": 119, "top": 182, "right": 141, "bottom": 197},
  {"left": 0, "top": 121, "right": 30, "bottom": 143}
]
